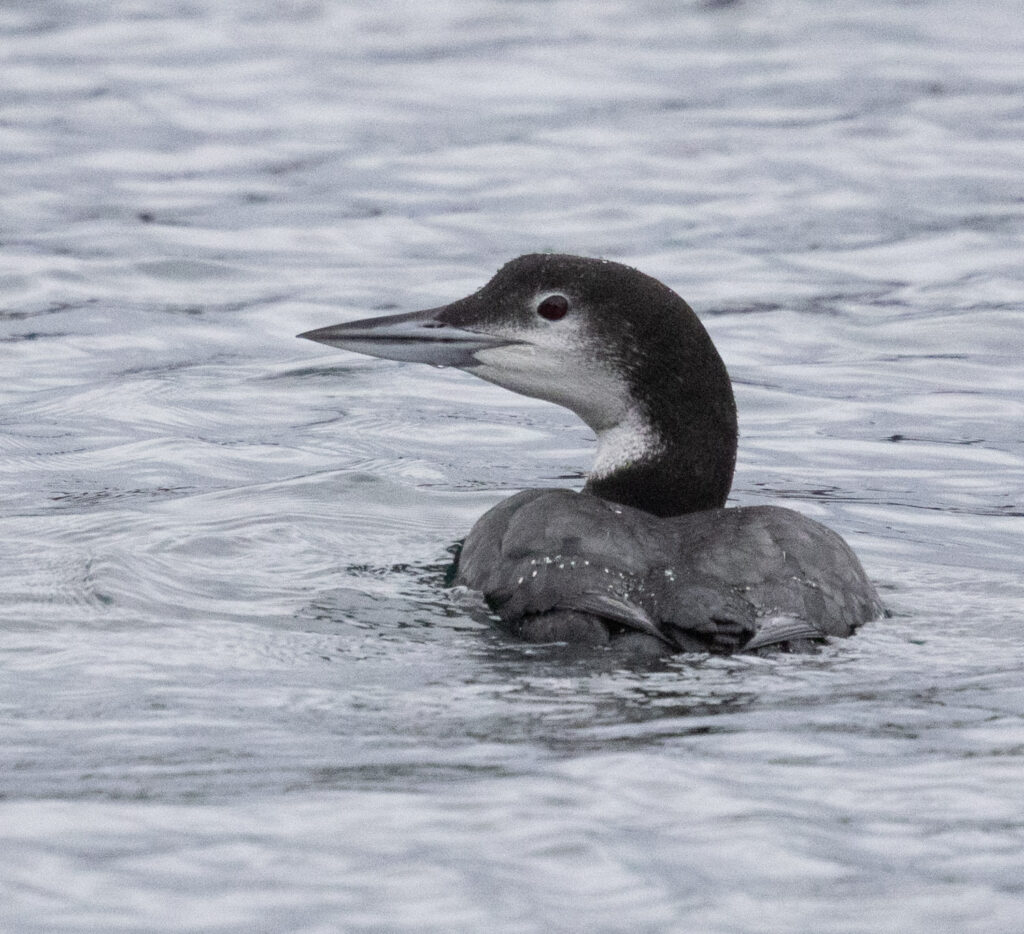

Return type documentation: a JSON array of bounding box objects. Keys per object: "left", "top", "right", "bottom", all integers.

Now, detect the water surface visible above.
[{"left": 2, "top": 1, "right": 1023, "bottom": 931}]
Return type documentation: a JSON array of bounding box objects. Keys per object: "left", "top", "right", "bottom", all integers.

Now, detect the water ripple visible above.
[{"left": 2, "top": 1, "right": 1024, "bottom": 931}]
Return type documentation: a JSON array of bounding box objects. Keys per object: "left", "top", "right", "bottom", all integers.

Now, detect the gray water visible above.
[{"left": 2, "top": 1, "right": 1023, "bottom": 931}]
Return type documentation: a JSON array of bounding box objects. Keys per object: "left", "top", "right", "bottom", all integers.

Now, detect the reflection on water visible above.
[{"left": 2, "top": 0, "right": 1023, "bottom": 931}]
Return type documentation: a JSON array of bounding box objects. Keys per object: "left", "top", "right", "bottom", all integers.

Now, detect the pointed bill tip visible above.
[{"left": 297, "top": 326, "right": 333, "bottom": 344}]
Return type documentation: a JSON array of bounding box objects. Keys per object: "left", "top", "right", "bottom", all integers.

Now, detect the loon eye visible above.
[{"left": 537, "top": 295, "right": 569, "bottom": 321}]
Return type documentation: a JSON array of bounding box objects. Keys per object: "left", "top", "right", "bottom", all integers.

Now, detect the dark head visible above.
[{"left": 300, "top": 254, "right": 737, "bottom": 516}]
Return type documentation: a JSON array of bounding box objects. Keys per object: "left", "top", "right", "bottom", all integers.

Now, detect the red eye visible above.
[{"left": 537, "top": 295, "right": 569, "bottom": 320}]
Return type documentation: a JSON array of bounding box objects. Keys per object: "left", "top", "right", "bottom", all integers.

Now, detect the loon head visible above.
[{"left": 300, "top": 253, "right": 737, "bottom": 517}]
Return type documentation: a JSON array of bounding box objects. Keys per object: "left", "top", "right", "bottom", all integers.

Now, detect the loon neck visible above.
[{"left": 583, "top": 384, "right": 737, "bottom": 518}]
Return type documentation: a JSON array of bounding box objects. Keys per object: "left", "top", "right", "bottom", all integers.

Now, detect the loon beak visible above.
[{"left": 298, "top": 306, "right": 516, "bottom": 368}]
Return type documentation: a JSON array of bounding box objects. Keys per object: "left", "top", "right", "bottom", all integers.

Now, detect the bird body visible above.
[{"left": 456, "top": 489, "right": 881, "bottom": 654}]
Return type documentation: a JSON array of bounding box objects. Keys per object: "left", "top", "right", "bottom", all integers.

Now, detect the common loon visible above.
[{"left": 299, "top": 253, "right": 883, "bottom": 655}]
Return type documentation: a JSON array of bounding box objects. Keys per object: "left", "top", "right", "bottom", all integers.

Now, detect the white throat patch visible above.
[{"left": 590, "top": 407, "right": 661, "bottom": 481}]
